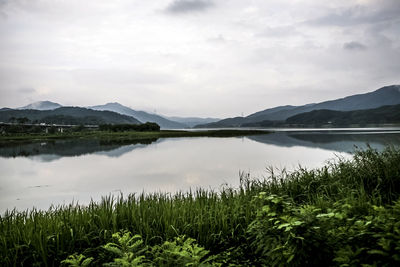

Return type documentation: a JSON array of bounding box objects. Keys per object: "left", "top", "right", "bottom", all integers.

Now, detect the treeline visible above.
[
  {"left": 242, "top": 104, "right": 400, "bottom": 127},
  {"left": 286, "top": 104, "right": 400, "bottom": 125},
  {"left": 38, "top": 115, "right": 107, "bottom": 125},
  {"left": 0, "top": 122, "right": 160, "bottom": 134},
  {"left": 6, "top": 115, "right": 121, "bottom": 126},
  {"left": 0, "top": 124, "right": 87, "bottom": 134},
  {"left": 0, "top": 107, "right": 141, "bottom": 125},
  {"left": 99, "top": 122, "right": 160, "bottom": 132}
]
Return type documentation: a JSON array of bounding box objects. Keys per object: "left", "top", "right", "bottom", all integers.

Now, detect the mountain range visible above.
[
  {"left": 89, "top": 103, "right": 187, "bottom": 129},
  {"left": 196, "top": 85, "right": 400, "bottom": 128},
  {"left": 9, "top": 101, "right": 219, "bottom": 128},
  {"left": 2, "top": 84, "right": 399, "bottom": 128},
  {"left": 0, "top": 107, "right": 141, "bottom": 125},
  {"left": 162, "top": 116, "right": 220, "bottom": 128},
  {"left": 243, "top": 104, "right": 400, "bottom": 127},
  {"left": 20, "top": 101, "right": 62, "bottom": 110}
]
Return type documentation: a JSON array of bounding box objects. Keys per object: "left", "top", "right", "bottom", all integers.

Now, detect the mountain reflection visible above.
[
  {"left": 247, "top": 131, "right": 400, "bottom": 153},
  {"left": 1, "top": 131, "right": 399, "bottom": 161},
  {"left": 0, "top": 139, "right": 158, "bottom": 160}
]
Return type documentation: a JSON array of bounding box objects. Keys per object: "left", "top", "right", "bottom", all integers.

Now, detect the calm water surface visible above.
[{"left": 1, "top": 129, "right": 400, "bottom": 213}]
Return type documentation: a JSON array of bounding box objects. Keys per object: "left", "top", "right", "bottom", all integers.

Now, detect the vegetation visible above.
[
  {"left": 0, "top": 122, "right": 161, "bottom": 135},
  {"left": 99, "top": 122, "right": 160, "bottom": 132},
  {"left": 195, "top": 85, "right": 400, "bottom": 128},
  {"left": 0, "top": 128, "right": 268, "bottom": 144},
  {"left": 286, "top": 104, "right": 400, "bottom": 126},
  {"left": 241, "top": 104, "right": 400, "bottom": 127},
  {"left": 1, "top": 146, "right": 400, "bottom": 266},
  {"left": 0, "top": 107, "right": 141, "bottom": 125}
]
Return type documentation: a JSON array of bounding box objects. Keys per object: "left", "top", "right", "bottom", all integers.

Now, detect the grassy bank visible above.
[
  {"left": 1, "top": 146, "right": 400, "bottom": 266},
  {"left": 0, "top": 129, "right": 268, "bottom": 144}
]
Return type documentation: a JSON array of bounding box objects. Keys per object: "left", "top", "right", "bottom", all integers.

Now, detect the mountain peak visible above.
[
  {"left": 101, "top": 102, "right": 130, "bottom": 109},
  {"left": 20, "top": 101, "right": 62, "bottom": 110},
  {"left": 378, "top": 85, "right": 400, "bottom": 92},
  {"left": 195, "top": 84, "right": 400, "bottom": 128},
  {"left": 90, "top": 103, "right": 187, "bottom": 129}
]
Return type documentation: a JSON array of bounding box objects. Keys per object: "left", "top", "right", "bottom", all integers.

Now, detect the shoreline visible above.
[{"left": 0, "top": 129, "right": 270, "bottom": 144}]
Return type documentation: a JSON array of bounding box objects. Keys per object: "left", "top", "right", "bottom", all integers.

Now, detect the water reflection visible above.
[
  {"left": 0, "top": 131, "right": 399, "bottom": 213},
  {"left": 248, "top": 131, "right": 400, "bottom": 153},
  {"left": 0, "top": 139, "right": 157, "bottom": 161},
  {"left": 1, "top": 131, "right": 399, "bottom": 160}
]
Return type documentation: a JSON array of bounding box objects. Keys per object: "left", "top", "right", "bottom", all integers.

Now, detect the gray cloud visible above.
[
  {"left": 165, "top": 0, "right": 213, "bottom": 14},
  {"left": 343, "top": 41, "right": 367, "bottom": 51},
  {"left": 0, "top": 0, "right": 10, "bottom": 8},
  {"left": 206, "top": 34, "right": 226, "bottom": 43},
  {"left": 18, "top": 87, "right": 37, "bottom": 94},
  {"left": 255, "top": 26, "right": 301, "bottom": 38},
  {"left": 0, "top": 0, "right": 9, "bottom": 17},
  {"left": 308, "top": 1, "right": 400, "bottom": 27},
  {"left": 0, "top": 0, "right": 399, "bottom": 117}
]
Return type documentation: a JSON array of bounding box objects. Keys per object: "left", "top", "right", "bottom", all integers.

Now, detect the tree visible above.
[{"left": 17, "top": 117, "right": 30, "bottom": 124}]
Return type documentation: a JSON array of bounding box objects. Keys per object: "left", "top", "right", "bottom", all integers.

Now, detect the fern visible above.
[{"left": 61, "top": 254, "right": 94, "bottom": 267}]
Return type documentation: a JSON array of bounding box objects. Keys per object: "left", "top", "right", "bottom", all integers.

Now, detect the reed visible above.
[{"left": 1, "top": 146, "right": 399, "bottom": 266}]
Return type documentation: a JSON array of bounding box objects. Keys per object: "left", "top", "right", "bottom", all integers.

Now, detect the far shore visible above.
[{"left": 0, "top": 129, "right": 270, "bottom": 144}]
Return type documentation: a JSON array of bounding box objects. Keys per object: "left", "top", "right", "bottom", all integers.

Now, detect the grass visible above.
[
  {"left": 0, "top": 146, "right": 400, "bottom": 266},
  {"left": 0, "top": 129, "right": 269, "bottom": 144}
]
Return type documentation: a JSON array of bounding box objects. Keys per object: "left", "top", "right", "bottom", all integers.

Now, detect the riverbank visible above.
[
  {"left": 0, "top": 129, "right": 269, "bottom": 144},
  {"left": 1, "top": 146, "right": 399, "bottom": 266}
]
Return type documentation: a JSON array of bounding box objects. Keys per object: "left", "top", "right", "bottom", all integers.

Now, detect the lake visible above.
[{"left": 1, "top": 128, "right": 400, "bottom": 213}]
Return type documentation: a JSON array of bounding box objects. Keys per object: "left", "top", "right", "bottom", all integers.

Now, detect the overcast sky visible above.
[{"left": 0, "top": 0, "right": 399, "bottom": 117}]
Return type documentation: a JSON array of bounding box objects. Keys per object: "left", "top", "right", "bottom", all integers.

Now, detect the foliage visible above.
[
  {"left": 247, "top": 193, "right": 400, "bottom": 266},
  {"left": 0, "top": 107, "right": 141, "bottom": 125},
  {"left": 1, "top": 146, "right": 400, "bottom": 266},
  {"left": 151, "top": 235, "right": 215, "bottom": 266},
  {"left": 61, "top": 254, "right": 94, "bottom": 267},
  {"left": 62, "top": 232, "right": 217, "bottom": 267},
  {"left": 102, "top": 231, "right": 147, "bottom": 266},
  {"left": 285, "top": 104, "right": 400, "bottom": 126},
  {"left": 99, "top": 122, "right": 160, "bottom": 132}
]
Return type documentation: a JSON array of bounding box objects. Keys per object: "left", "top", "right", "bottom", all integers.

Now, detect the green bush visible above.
[
  {"left": 247, "top": 193, "right": 400, "bottom": 266},
  {"left": 99, "top": 123, "right": 160, "bottom": 132},
  {"left": 62, "top": 232, "right": 218, "bottom": 267}
]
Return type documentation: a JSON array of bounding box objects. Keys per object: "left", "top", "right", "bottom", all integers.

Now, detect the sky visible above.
[{"left": 0, "top": 0, "right": 399, "bottom": 117}]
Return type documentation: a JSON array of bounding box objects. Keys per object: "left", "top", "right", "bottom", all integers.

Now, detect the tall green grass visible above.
[{"left": 1, "top": 146, "right": 400, "bottom": 266}]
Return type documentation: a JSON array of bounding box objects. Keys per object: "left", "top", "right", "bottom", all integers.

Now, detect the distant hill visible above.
[
  {"left": 12, "top": 101, "right": 216, "bottom": 128},
  {"left": 195, "top": 117, "right": 246, "bottom": 128},
  {"left": 285, "top": 104, "right": 400, "bottom": 126},
  {"left": 90, "top": 103, "right": 186, "bottom": 129},
  {"left": 195, "top": 85, "right": 400, "bottom": 128},
  {"left": 0, "top": 107, "right": 141, "bottom": 125},
  {"left": 242, "top": 104, "right": 400, "bottom": 127},
  {"left": 20, "top": 101, "right": 62, "bottom": 110},
  {"left": 164, "top": 116, "right": 220, "bottom": 128}
]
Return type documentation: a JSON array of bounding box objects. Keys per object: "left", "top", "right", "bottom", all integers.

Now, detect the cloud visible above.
[
  {"left": 343, "top": 41, "right": 367, "bottom": 51},
  {"left": 206, "top": 34, "right": 226, "bottom": 43},
  {"left": 255, "top": 25, "right": 301, "bottom": 38},
  {"left": 307, "top": 2, "right": 400, "bottom": 27},
  {"left": 1, "top": 0, "right": 399, "bottom": 117},
  {"left": 0, "top": 0, "right": 10, "bottom": 17},
  {"left": 18, "top": 87, "right": 37, "bottom": 94},
  {"left": 165, "top": 0, "right": 213, "bottom": 14}
]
